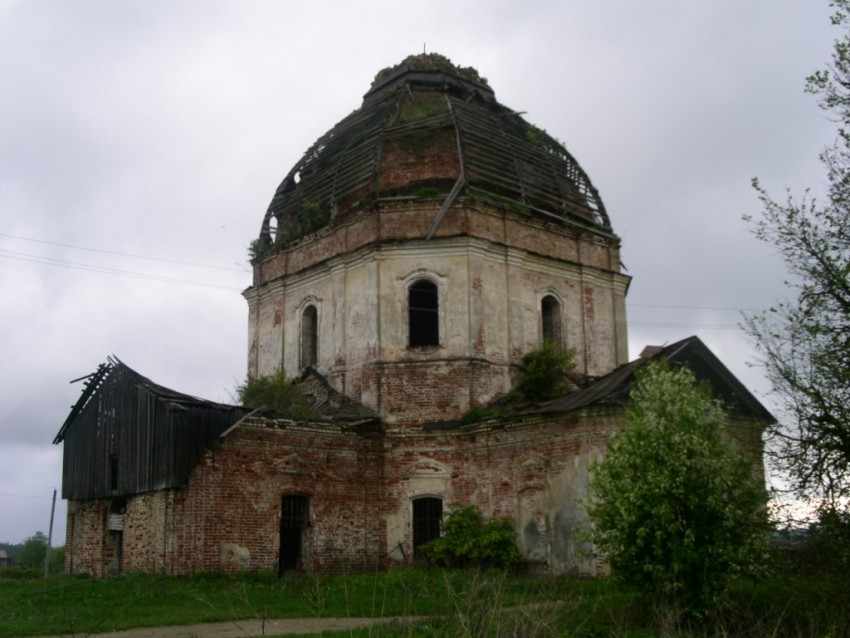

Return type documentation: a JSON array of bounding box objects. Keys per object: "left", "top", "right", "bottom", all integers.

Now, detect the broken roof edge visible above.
[
  {"left": 363, "top": 67, "right": 495, "bottom": 105},
  {"left": 367, "top": 53, "right": 491, "bottom": 93},
  {"left": 53, "top": 357, "right": 246, "bottom": 445},
  {"left": 214, "top": 367, "right": 380, "bottom": 426},
  {"left": 297, "top": 366, "right": 381, "bottom": 422},
  {"left": 528, "top": 335, "right": 775, "bottom": 423}
]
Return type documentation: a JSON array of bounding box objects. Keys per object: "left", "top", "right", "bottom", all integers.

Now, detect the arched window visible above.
[
  {"left": 541, "top": 295, "right": 563, "bottom": 347},
  {"left": 408, "top": 280, "right": 439, "bottom": 347},
  {"left": 412, "top": 496, "right": 443, "bottom": 556},
  {"left": 300, "top": 305, "right": 318, "bottom": 368}
]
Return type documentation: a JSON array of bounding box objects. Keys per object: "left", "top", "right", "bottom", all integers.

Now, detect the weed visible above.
[
  {"left": 1, "top": 562, "right": 848, "bottom": 637},
  {"left": 235, "top": 371, "right": 315, "bottom": 420},
  {"left": 517, "top": 340, "right": 577, "bottom": 402}
]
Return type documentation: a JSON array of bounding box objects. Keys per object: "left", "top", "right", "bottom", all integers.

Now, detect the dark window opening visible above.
[
  {"left": 300, "top": 305, "right": 318, "bottom": 368},
  {"left": 541, "top": 295, "right": 563, "bottom": 348},
  {"left": 109, "top": 454, "right": 119, "bottom": 493},
  {"left": 279, "top": 494, "right": 309, "bottom": 574},
  {"left": 412, "top": 497, "right": 443, "bottom": 557},
  {"left": 409, "top": 280, "right": 439, "bottom": 347}
]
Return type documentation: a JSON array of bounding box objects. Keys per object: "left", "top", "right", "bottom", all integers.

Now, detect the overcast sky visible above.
[{"left": 0, "top": 1, "right": 838, "bottom": 546}]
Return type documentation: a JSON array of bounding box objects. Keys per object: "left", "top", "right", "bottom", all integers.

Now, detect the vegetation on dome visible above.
[{"left": 371, "top": 53, "right": 489, "bottom": 89}]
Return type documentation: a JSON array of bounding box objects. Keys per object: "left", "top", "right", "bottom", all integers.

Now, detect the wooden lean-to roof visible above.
[{"left": 54, "top": 357, "right": 247, "bottom": 500}]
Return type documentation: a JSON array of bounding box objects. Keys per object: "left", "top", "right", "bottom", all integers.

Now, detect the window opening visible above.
[
  {"left": 541, "top": 295, "right": 563, "bottom": 348},
  {"left": 300, "top": 305, "right": 318, "bottom": 368},
  {"left": 279, "top": 494, "right": 309, "bottom": 574},
  {"left": 109, "top": 454, "right": 119, "bottom": 494},
  {"left": 412, "top": 497, "right": 443, "bottom": 557},
  {"left": 409, "top": 280, "right": 439, "bottom": 347}
]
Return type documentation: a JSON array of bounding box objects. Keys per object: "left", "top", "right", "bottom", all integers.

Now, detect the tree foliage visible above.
[
  {"left": 236, "top": 372, "right": 314, "bottom": 420},
  {"left": 14, "top": 532, "right": 48, "bottom": 567},
  {"left": 420, "top": 505, "right": 523, "bottom": 569},
  {"left": 744, "top": 1, "right": 850, "bottom": 514},
  {"left": 586, "top": 363, "right": 768, "bottom": 614}
]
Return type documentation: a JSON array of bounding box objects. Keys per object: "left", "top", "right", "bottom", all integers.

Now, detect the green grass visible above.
[{"left": 0, "top": 563, "right": 847, "bottom": 637}]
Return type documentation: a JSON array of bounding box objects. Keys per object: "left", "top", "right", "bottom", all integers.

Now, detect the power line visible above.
[
  {"left": 1, "top": 482, "right": 58, "bottom": 490},
  {"left": 0, "top": 234, "right": 764, "bottom": 321},
  {"left": 0, "top": 249, "right": 242, "bottom": 292},
  {"left": 0, "top": 232, "right": 246, "bottom": 272},
  {"left": 630, "top": 321, "right": 740, "bottom": 331},
  {"left": 629, "top": 302, "right": 754, "bottom": 312}
]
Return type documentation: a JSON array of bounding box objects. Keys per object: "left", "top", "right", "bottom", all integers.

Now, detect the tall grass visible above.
[{"left": 0, "top": 556, "right": 846, "bottom": 637}]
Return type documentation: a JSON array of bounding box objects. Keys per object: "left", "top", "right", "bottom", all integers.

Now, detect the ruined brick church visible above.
[{"left": 55, "top": 55, "right": 770, "bottom": 577}]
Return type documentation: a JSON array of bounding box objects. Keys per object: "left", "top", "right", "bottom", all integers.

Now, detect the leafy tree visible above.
[
  {"left": 420, "top": 505, "right": 522, "bottom": 569},
  {"left": 236, "top": 371, "right": 314, "bottom": 420},
  {"left": 14, "top": 532, "right": 48, "bottom": 567},
  {"left": 744, "top": 1, "right": 850, "bottom": 515},
  {"left": 586, "top": 363, "right": 768, "bottom": 615}
]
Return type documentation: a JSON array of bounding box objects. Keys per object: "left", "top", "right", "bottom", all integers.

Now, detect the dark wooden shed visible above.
[{"left": 53, "top": 358, "right": 247, "bottom": 501}]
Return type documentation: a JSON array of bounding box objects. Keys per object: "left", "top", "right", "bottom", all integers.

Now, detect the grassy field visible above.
[{"left": 0, "top": 559, "right": 847, "bottom": 637}]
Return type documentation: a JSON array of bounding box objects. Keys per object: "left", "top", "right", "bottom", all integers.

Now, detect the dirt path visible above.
[{"left": 40, "top": 616, "right": 412, "bottom": 638}]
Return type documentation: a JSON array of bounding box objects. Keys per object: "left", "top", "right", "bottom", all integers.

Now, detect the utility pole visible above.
[{"left": 43, "top": 489, "right": 56, "bottom": 578}]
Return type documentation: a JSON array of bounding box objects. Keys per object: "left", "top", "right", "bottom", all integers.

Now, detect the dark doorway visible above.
[
  {"left": 412, "top": 497, "right": 443, "bottom": 557},
  {"left": 408, "top": 280, "right": 439, "bottom": 347},
  {"left": 279, "top": 494, "right": 309, "bottom": 574},
  {"left": 106, "top": 498, "right": 126, "bottom": 576}
]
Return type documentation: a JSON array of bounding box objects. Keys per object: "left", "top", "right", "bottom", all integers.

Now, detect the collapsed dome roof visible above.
[{"left": 257, "top": 53, "right": 611, "bottom": 251}]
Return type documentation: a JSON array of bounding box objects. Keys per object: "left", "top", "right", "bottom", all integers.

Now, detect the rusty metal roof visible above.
[
  {"left": 424, "top": 336, "right": 774, "bottom": 431},
  {"left": 257, "top": 55, "right": 611, "bottom": 253},
  {"left": 530, "top": 335, "right": 775, "bottom": 421}
]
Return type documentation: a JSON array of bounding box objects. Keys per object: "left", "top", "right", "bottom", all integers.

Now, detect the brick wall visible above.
[
  {"left": 64, "top": 404, "right": 764, "bottom": 578},
  {"left": 65, "top": 499, "right": 108, "bottom": 576}
]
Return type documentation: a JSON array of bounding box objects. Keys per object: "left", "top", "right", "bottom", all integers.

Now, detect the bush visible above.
[
  {"left": 420, "top": 505, "right": 522, "bottom": 569},
  {"left": 236, "top": 372, "right": 314, "bottom": 420},
  {"left": 48, "top": 546, "right": 65, "bottom": 575},
  {"left": 517, "top": 340, "right": 576, "bottom": 402},
  {"left": 0, "top": 567, "right": 42, "bottom": 580}
]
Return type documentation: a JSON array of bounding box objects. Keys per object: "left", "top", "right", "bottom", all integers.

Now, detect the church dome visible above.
[{"left": 256, "top": 54, "right": 610, "bottom": 253}]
